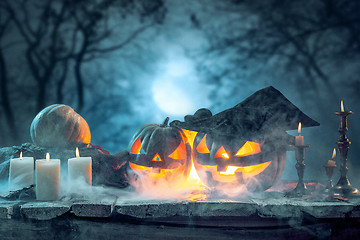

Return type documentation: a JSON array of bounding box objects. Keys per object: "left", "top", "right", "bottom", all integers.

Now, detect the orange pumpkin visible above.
[
  {"left": 30, "top": 104, "right": 91, "bottom": 147},
  {"left": 192, "top": 132, "right": 286, "bottom": 192},
  {"left": 127, "top": 117, "right": 191, "bottom": 189}
]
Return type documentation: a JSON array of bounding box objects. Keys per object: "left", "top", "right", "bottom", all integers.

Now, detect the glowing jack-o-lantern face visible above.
[
  {"left": 193, "top": 132, "right": 286, "bottom": 192},
  {"left": 127, "top": 118, "right": 191, "bottom": 188}
]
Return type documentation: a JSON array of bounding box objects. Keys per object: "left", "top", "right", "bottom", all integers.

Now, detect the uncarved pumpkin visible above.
[{"left": 30, "top": 104, "right": 91, "bottom": 147}]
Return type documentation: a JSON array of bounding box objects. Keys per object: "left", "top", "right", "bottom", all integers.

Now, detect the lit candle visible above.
[
  {"left": 68, "top": 147, "right": 92, "bottom": 185},
  {"left": 341, "top": 100, "right": 344, "bottom": 112},
  {"left": 9, "top": 152, "right": 34, "bottom": 190},
  {"left": 295, "top": 122, "right": 304, "bottom": 146},
  {"left": 36, "top": 153, "right": 60, "bottom": 201},
  {"left": 327, "top": 148, "right": 336, "bottom": 167}
]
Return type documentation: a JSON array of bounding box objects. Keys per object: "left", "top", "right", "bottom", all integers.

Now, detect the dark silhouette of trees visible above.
[
  {"left": 0, "top": 6, "right": 18, "bottom": 142},
  {"left": 0, "top": 0, "right": 165, "bottom": 147},
  {"left": 192, "top": 0, "right": 360, "bottom": 105}
]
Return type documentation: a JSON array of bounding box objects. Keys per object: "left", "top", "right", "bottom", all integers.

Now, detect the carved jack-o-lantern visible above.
[
  {"left": 127, "top": 117, "right": 191, "bottom": 187},
  {"left": 171, "top": 87, "right": 320, "bottom": 193},
  {"left": 192, "top": 132, "right": 286, "bottom": 192}
]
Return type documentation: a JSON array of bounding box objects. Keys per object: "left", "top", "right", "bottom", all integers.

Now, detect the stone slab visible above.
[
  {"left": 20, "top": 202, "right": 71, "bottom": 220},
  {"left": 71, "top": 195, "right": 117, "bottom": 217},
  {"left": 115, "top": 199, "right": 257, "bottom": 219},
  {"left": 0, "top": 200, "right": 21, "bottom": 219},
  {"left": 115, "top": 197, "right": 360, "bottom": 220}
]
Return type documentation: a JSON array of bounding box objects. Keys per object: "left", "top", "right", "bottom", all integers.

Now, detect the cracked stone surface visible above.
[
  {"left": 0, "top": 200, "right": 21, "bottom": 219},
  {"left": 71, "top": 194, "right": 117, "bottom": 217},
  {"left": 20, "top": 202, "right": 71, "bottom": 220}
]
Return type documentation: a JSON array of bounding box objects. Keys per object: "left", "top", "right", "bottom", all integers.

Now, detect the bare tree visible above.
[
  {"left": 0, "top": 4, "right": 18, "bottom": 142},
  {"left": 192, "top": 0, "right": 360, "bottom": 103},
  {"left": 3, "top": 0, "right": 165, "bottom": 112},
  {"left": 0, "top": 0, "right": 165, "bottom": 147}
]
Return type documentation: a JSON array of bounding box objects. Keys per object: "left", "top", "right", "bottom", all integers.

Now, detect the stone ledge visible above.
[
  {"left": 0, "top": 200, "right": 21, "bottom": 219},
  {"left": 71, "top": 195, "right": 117, "bottom": 217},
  {"left": 20, "top": 202, "right": 71, "bottom": 220}
]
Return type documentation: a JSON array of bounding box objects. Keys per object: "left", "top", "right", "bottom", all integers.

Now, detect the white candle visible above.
[
  {"left": 9, "top": 152, "right": 34, "bottom": 190},
  {"left": 68, "top": 147, "right": 92, "bottom": 185},
  {"left": 36, "top": 153, "right": 60, "bottom": 201},
  {"left": 295, "top": 122, "right": 304, "bottom": 146}
]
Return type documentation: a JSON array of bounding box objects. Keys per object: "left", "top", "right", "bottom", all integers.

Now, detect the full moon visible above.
[
  {"left": 152, "top": 59, "right": 210, "bottom": 117},
  {"left": 152, "top": 79, "right": 195, "bottom": 116}
]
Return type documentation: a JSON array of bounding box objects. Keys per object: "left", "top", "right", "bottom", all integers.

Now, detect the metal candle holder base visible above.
[
  {"left": 286, "top": 144, "right": 310, "bottom": 197},
  {"left": 331, "top": 110, "right": 360, "bottom": 198}
]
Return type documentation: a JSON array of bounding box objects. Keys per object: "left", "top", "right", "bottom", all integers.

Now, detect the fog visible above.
[{"left": 1, "top": 0, "right": 360, "bottom": 185}]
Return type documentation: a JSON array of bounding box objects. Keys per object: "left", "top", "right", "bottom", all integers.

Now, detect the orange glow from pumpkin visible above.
[
  {"left": 199, "top": 161, "right": 271, "bottom": 183},
  {"left": 341, "top": 100, "right": 344, "bottom": 112},
  {"left": 214, "top": 146, "right": 230, "bottom": 159},
  {"left": 180, "top": 129, "right": 197, "bottom": 149},
  {"left": 130, "top": 137, "right": 142, "bottom": 154},
  {"left": 127, "top": 128, "right": 271, "bottom": 201},
  {"left": 219, "top": 166, "right": 241, "bottom": 176},
  {"left": 196, "top": 134, "right": 210, "bottom": 153},
  {"left": 152, "top": 153, "right": 162, "bottom": 162},
  {"left": 235, "top": 141, "right": 261, "bottom": 157},
  {"left": 168, "top": 142, "right": 186, "bottom": 159},
  {"left": 128, "top": 159, "right": 208, "bottom": 201}
]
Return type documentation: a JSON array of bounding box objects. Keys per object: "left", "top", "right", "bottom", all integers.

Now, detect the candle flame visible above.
[
  {"left": 20, "top": 151, "right": 23, "bottom": 159},
  {"left": 46, "top": 153, "right": 50, "bottom": 161},
  {"left": 298, "top": 122, "right": 302, "bottom": 134},
  {"left": 341, "top": 100, "right": 344, "bottom": 112},
  {"left": 76, "top": 147, "right": 80, "bottom": 158},
  {"left": 332, "top": 148, "right": 336, "bottom": 159}
]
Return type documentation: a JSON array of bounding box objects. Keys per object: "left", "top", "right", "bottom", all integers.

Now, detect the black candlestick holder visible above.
[
  {"left": 332, "top": 110, "right": 360, "bottom": 198},
  {"left": 286, "top": 144, "right": 310, "bottom": 197}
]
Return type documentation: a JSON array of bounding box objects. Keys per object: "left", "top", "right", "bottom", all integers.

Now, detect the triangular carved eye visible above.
[
  {"left": 168, "top": 142, "right": 186, "bottom": 159},
  {"left": 152, "top": 153, "right": 162, "bottom": 162},
  {"left": 235, "top": 141, "right": 261, "bottom": 157},
  {"left": 214, "top": 146, "right": 230, "bottom": 159},
  {"left": 196, "top": 134, "right": 210, "bottom": 153},
  {"left": 130, "top": 137, "right": 142, "bottom": 154}
]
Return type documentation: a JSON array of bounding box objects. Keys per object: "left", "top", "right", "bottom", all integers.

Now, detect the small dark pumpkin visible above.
[
  {"left": 30, "top": 104, "right": 91, "bottom": 147},
  {"left": 127, "top": 117, "right": 191, "bottom": 189}
]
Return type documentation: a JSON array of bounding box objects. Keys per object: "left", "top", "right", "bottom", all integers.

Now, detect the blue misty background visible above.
[{"left": 1, "top": 0, "right": 360, "bottom": 184}]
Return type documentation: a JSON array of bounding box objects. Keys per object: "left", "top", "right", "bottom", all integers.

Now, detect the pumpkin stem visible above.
[{"left": 161, "top": 117, "right": 170, "bottom": 127}]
